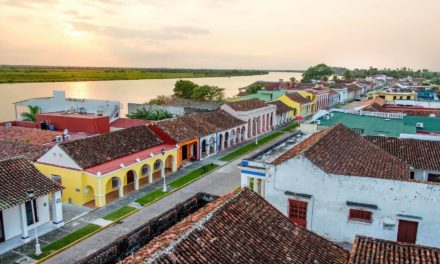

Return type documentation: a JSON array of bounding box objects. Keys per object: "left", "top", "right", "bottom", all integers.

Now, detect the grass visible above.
[
  {"left": 29, "top": 224, "right": 101, "bottom": 260},
  {"left": 220, "top": 131, "right": 284, "bottom": 161},
  {"left": 135, "top": 188, "right": 168, "bottom": 206},
  {"left": 0, "top": 67, "right": 268, "bottom": 83},
  {"left": 169, "top": 163, "right": 219, "bottom": 188},
  {"left": 102, "top": 206, "right": 137, "bottom": 221},
  {"left": 281, "top": 122, "right": 299, "bottom": 132}
]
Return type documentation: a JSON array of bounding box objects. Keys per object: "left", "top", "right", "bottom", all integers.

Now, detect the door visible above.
[
  {"left": 288, "top": 200, "right": 308, "bottom": 228},
  {"left": 397, "top": 220, "right": 418, "bottom": 243},
  {"left": 0, "top": 210, "right": 4, "bottom": 242},
  {"left": 182, "top": 145, "right": 188, "bottom": 160}
]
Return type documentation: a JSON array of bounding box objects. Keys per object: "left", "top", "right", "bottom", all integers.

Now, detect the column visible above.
[
  {"left": 51, "top": 191, "right": 64, "bottom": 227},
  {"left": 259, "top": 115, "right": 263, "bottom": 133},
  {"left": 248, "top": 119, "right": 253, "bottom": 138},
  {"left": 118, "top": 180, "right": 123, "bottom": 198},
  {"left": 199, "top": 142, "right": 203, "bottom": 161},
  {"left": 19, "top": 203, "right": 30, "bottom": 242},
  {"left": 148, "top": 172, "right": 153, "bottom": 184},
  {"left": 161, "top": 164, "right": 165, "bottom": 178},
  {"left": 221, "top": 133, "right": 226, "bottom": 150},
  {"left": 206, "top": 140, "right": 210, "bottom": 156},
  {"left": 134, "top": 177, "right": 139, "bottom": 190},
  {"left": 253, "top": 178, "right": 258, "bottom": 192}
]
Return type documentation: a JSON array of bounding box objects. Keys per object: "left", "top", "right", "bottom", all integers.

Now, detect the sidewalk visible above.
[{"left": 0, "top": 125, "right": 296, "bottom": 264}]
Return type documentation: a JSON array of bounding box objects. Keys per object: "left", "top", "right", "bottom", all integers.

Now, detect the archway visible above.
[
  {"left": 209, "top": 137, "right": 215, "bottom": 155},
  {"left": 241, "top": 125, "right": 246, "bottom": 141},
  {"left": 201, "top": 139, "right": 207, "bottom": 158},
  {"left": 165, "top": 155, "right": 174, "bottom": 176},
  {"left": 125, "top": 170, "right": 138, "bottom": 194},
  {"left": 152, "top": 159, "right": 163, "bottom": 182},
  {"left": 105, "top": 176, "right": 123, "bottom": 205},
  {"left": 230, "top": 130, "right": 235, "bottom": 145},
  {"left": 218, "top": 134, "right": 223, "bottom": 151},
  {"left": 83, "top": 185, "right": 96, "bottom": 208},
  {"left": 140, "top": 164, "right": 151, "bottom": 187},
  {"left": 224, "top": 132, "right": 229, "bottom": 148}
]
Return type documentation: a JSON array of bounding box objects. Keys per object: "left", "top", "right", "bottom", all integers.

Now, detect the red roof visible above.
[
  {"left": 0, "top": 126, "right": 61, "bottom": 145},
  {"left": 110, "top": 118, "right": 151, "bottom": 129}
]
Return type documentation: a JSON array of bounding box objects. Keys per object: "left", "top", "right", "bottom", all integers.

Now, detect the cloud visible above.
[
  {"left": 64, "top": 10, "right": 93, "bottom": 20},
  {"left": 0, "top": 0, "right": 57, "bottom": 9}
]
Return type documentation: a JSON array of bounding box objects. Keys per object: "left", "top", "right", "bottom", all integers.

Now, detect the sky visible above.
[{"left": 1, "top": 0, "right": 440, "bottom": 70}]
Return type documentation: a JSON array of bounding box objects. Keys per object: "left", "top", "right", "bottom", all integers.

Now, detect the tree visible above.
[
  {"left": 20, "top": 105, "right": 41, "bottom": 122},
  {"left": 174, "top": 80, "right": 198, "bottom": 99},
  {"left": 343, "top": 70, "right": 353, "bottom": 80},
  {"left": 245, "top": 85, "right": 263, "bottom": 95},
  {"left": 301, "top": 64, "right": 333, "bottom": 83},
  {"left": 289, "top": 76, "right": 297, "bottom": 83},
  {"left": 126, "top": 107, "right": 173, "bottom": 121},
  {"left": 192, "top": 85, "right": 225, "bottom": 101},
  {"left": 148, "top": 95, "right": 170, "bottom": 105}
]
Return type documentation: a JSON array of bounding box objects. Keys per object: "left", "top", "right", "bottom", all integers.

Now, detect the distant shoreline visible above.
[{"left": 0, "top": 66, "right": 281, "bottom": 84}]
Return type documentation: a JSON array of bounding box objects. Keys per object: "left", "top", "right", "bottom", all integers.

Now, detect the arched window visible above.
[
  {"left": 141, "top": 165, "right": 150, "bottom": 177},
  {"left": 154, "top": 160, "right": 162, "bottom": 171}
]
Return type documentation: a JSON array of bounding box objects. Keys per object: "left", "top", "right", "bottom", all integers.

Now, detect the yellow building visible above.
[
  {"left": 35, "top": 126, "right": 178, "bottom": 208},
  {"left": 372, "top": 91, "right": 417, "bottom": 102},
  {"left": 277, "top": 93, "right": 314, "bottom": 118}
]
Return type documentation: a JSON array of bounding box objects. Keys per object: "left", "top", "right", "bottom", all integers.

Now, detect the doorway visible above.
[
  {"left": 288, "top": 199, "right": 308, "bottom": 228},
  {"left": 397, "top": 220, "right": 418, "bottom": 243},
  {"left": 0, "top": 210, "right": 5, "bottom": 242},
  {"left": 182, "top": 145, "right": 188, "bottom": 160}
]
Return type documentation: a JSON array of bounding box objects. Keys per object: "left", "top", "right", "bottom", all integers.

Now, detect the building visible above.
[
  {"left": 236, "top": 89, "right": 292, "bottom": 102},
  {"left": 80, "top": 188, "right": 350, "bottom": 264},
  {"left": 354, "top": 97, "right": 386, "bottom": 111},
  {"left": 0, "top": 123, "right": 62, "bottom": 145},
  {"left": 0, "top": 140, "right": 49, "bottom": 161},
  {"left": 417, "top": 90, "right": 438, "bottom": 100},
  {"left": 110, "top": 118, "right": 151, "bottom": 131},
  {"left": 269, "top": 100, "right": 295, "bottom": 125},
  {"left": 298, "top": 90, "right": 329, "bottom": 111},
  {"left": 346, "top": 84, "right": 363, "bottom": 100},
  {"left": 0, "top": 156, "right": 63, "bottom": 244},
  {"left": 328, "top": 89, "right": 341, "bottom": 107},
  {"left": 14, "top": 90, "right": 120, "bottom": 122},
  {"left": 241, "top": 124, "right": 440, "bottom": 247},
  {"left": 373, "top": 91, "right": 417, "bottom": 102},
  {"left": 221, "top": 99, "right": 277, "bottom": 139},
  {"left": 35, "top": 126, "right": 178, "bottom": 207},
  {"left": 277, "top": 92, "right": 314, "bottom": 119},
  {"left": 36, "top": 112, "right": 110, "bottom": 134}
]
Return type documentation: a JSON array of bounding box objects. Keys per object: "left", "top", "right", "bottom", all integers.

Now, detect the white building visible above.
[
  {"left": 240, "top": 124, "right": 440, "bottom": 247},
  {"left": 221, "top": 99, "right": 277, "bottom": 139},
  {"left": 14, "top": 90, "right": 121, "bottom": 122},
  {"left": 0, "top": 156, "right": 63, "bottom": 246}
]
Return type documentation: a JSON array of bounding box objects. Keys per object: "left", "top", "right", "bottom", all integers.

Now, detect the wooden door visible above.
[
  {"left": 0, "top": 210, "right": 5, "bottom": 242},
  {"left": 288, "top": 200, "right": 308, "bottom": 228},
  {"left": 397, "top": 220, "right": 418, "bottom": 243}
]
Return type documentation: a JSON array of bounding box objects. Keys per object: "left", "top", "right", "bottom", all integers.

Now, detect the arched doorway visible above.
[
  {"left": 140, "top": 164, "right": 151, "bottom": 187},
  {"left": 224, "top": 132, "right": 229, "bottom": 148},
  {"left": 218, "top": 134, "right": 223, "bottom": 151},
  {"left": 209, "top": 137, "right": 215, "bottom": 155},
  {"left": 125, "top": 170, "right": 138, "bottom": 194},
  {"left": 241, "top": 126, "right": 246, "bottom": 141},
  {"left": 153, "top": 159, "right": 163, "bottom": 182},
  {"left": 230, "top": 130, "right": 235, "bottom": 145},
  {"left": 165, "top": 155, "right": 174, "bottom": 176},
  {"left": 106, "top": 176, "right": 123, "bottom": 205},
  {"left": 201, "top": 139, "right": 207, "bottom": 158},
  {"left": 83, "top": 185, "right": 96, "bottom": 208}
]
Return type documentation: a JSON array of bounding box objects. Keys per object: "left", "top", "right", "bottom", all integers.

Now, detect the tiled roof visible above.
[
  {"left": 59, "top": 126, "right": 164, "bottom": 169},
  {"left": 285, "top": 93, "right": 313, "bottom": 105},
  {"left": 269, "top": 100, "right": 293, "bottom": 114},
  {"left": 355, "top": 97, "right": 386, "bottom": 109},
  {"left": 183, "top": 114, "right": 220, "bottom": 135},
  {"left": 0, "top": 156, "right": 63, "bottom": 210},
  {"left": 272, "top": 124, "right": 411, "bottom": 180},
  {"left": 201, "top": 110, "right": 247, "bottom": 130},
  {"left": 121, "top": 188, "right": 349, "bottom": 264},
  {"left": 226, "top": 98, "right": 269, "bottom": 111},
  {"left": 347, "top": 85, "right": 362, "bottom": 92},
  {"left": 155, "top": 118, "right": 199, "bottom": 143},
  {"left": 0, "top": 126, "right": 61, "bottom": 145},
  {"left": 349, "top": 235, "right": 440, "bottom": 264},
  {"left": 110, "top": 118, "right": 151, "bottom": 129},
  {"left": 0, "top": 140, "right": 50, "bottom": 161},
  {"left": 366, "top": 136, "right": 440, "bottom": 171}
]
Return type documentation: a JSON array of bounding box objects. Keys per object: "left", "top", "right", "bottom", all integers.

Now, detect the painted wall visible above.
[
  {"left": 36, "top": 114, "right": 110, "bottom": 134},
  {"left": 264, "top": 156, "right": 440, "bottom": 247},
  {"left": 373, "top": 92, "right": 417, "bottom": 102}
]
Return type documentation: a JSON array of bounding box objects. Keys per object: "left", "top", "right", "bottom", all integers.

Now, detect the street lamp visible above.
[
  {"left": 26, "top": 189, "right": 41, "bottom": 256},
  {"left": 161, "top": 148, "right": 167, "bottom": 192}
]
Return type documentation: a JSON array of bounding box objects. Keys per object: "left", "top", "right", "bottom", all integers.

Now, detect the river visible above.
[{"left": 0, "top": 71, "right": 302, "bottom": 121}]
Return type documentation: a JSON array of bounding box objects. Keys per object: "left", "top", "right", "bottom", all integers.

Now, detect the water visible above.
[{"left": 0, "top": 71, "right": 302, "bottom": 121}]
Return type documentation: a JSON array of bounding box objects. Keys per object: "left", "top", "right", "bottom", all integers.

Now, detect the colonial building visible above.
[
  {"left": 0, "top": 157, "right": 63, "bottom": 244},
  {"left": 269, "top": 100, "right": 295, "bottom": 125},
  {"left": 298, "top": 89, "right": 329, "bottom": 111},
  {"left": 277, "top": 92, "right": 314, "bottom": 119},
  {"left": 240, "top": 124, "right": 440, "bottom": 247},
  {"left": 221, "top": 99, "right": 277, "bottom": 139},
  {"left": 36, "top": 126, "right": 177, "bottom": 207}
]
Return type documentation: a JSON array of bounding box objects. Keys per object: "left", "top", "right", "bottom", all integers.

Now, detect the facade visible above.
[
  {"left": 328, "top": 89, "right": 341, "bottom": 107},
  {"left": 297, "top": 90, "right": 329, "bottom": 111},
  {"left": 14, "top": 90, "right": 120, "bottom": 122},
  {"left": 236, "top": 90, "right": 292, "bottom": 102},
  {"left": 268, "top": 100, "right": 295, "bottom": 125},
  {"left": 36, "top": 112, "right": 110, "bottom": 134},
  {"left": 277, "top": 93, "right": 314, "bottom": 118},
  {"left": 0, "top": 157, "right": 63, "bottom": 244},
  {"left": 331, "top": 88, "right": 349, "bottom": 103},
  {"left": 373, "top": 91, "right": 417, "bottom": 102},
  {"left": 240, "top": 124, "right": 440, "bottom": 247},
  {"left": 221, "top": 99, "right": 277, "bottom": 139},
  {"left": 347, "top": 85, "right": 363, "bottom": 100},
  {"left": 36, "top": 126, "right": 177, "bottom": 207}
]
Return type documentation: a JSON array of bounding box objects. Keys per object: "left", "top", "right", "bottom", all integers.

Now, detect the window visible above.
[
  {"left": 349, "top": 209, "right": 372, "bottom": 223},
  {"left": 111, "top": 178, "right": 119, "bottom": 189},
  {"left": 428, "top": 173, "right": 440, "bottom": 182},
  {"left": 410, "top": 171, "right": 415, "bottom": 179},
  {"left": 406, "top": 96, "right": 410, "bottom": 100},
  {"left": 393, "top": 96, "right": 397, "bottom": 100},
  {"left": 154, "top": 160, "right": 162, "bottom": 171},
  {"left": 141, "top": 165, "right": 150, "bottom": 177},
  {"left": 25, "top": 199, "right": 38, "bottom": 226},
  {"left": 288, "top": 200, "right": 308, "bottom": 227}
]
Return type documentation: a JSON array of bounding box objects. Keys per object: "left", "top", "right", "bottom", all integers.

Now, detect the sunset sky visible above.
[{"left": 1, "top": 0, "right": 440, "bottom": 70}]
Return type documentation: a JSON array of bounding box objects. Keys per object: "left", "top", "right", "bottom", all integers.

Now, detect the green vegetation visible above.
[
  {"left": 20, "top": 105, "right": 41, "bottom": 123},
  {"left": 102, "top": 206, "right": 137, "bottom": 221},
  {"left": 244, "top": 85, "right": 264, "bottom": 95},
  {"left": 336, "top": 66, "right": 440, "bottom": 81},
  {"left": 173, "top": 80, "right": 225, "bottom": 101},
  {"left": 301, "top": 64, "right": 334, "bottom": 83},
  {"left": 126, "top": 107, "right": 173, "bottom": 120},
  {"left": 0, "top": 66, "right": 268, "bottom": 83},
  {"left": 135, "top": 189, "right": 168, "bottom": 206},
  {"left": 30, "top": 224, "right": 100, "bottom": 260},
  {"left": 169, "top": 163, "right": 219, "bottom": 188},
  {"left": 281, "top": 122, "right": 299, "bottom": 132},
  {"left": 148, "top": 95, "right": 171, "bottom": 105},
  {"left": 220, "top": 131, "right": 284, "bottom": 161}
]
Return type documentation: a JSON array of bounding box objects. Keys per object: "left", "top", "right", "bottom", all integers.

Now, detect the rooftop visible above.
[
  {"left": 0, "top": 125, "right": 62, "bottom": 145},
  {"left": 285, "top": 92, "right": 313, "bottom": 105},
  {"left": 272, "top": 124, "right": 411, "bottom": 181},
  {"left": 0, "top": 140, "right": 50, "bottom": 161},
  {"left": 349, "top": 235, "right": 440, "bottom": 264},
  {"left": 269, "top": 100, "right": 294, "bottom": 114},
  {"left": 0, "top": 156, "right": 63, "bottom": 210},
  {"left": 121, "top": 188, "right": 349, "bottom": 264},
  {"left": 226, "top": 98, "right": 269, "bottom": 111},
  {"left": 110, "top": 118, "right": 151, "bottom": 129}
]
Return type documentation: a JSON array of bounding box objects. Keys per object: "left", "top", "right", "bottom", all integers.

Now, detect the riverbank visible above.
[{"left": 0, "top": 66, "right": 269, "bottom": 83}]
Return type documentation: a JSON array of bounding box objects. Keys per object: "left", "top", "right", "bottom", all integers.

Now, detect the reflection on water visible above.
[{"left": 0, "top": 72, "right": 302, "bottom": 121}]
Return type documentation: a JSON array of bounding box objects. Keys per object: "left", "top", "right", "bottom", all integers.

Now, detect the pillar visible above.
[
  {"left": 118, "top": 180, "right": 123, "bottom": 198},
  {"left": 161, "top": 164, "right": 165, "bottom": 178},
  {"left": 253, "top": 178, "right": 258, "bottom": 192},
  {"left": 248, "top": 119, "right": 253, "bottom": 138},
  {"left": 51, "top": 191, "right": 64, "bottom": 227},
  {"left": 134, "top": 177, "right": 139, "bottom": 190},
  {"left": 259, "top": 115, "right": 263, "bottom": 134},
  {"left": 206, "top": 140, "right": 210, "bottom": 156},
  {"left": 148, "top": 172, "right": 153, "bottom": 184},
  {"left": 221, "top": 134, "right": 226, "bottom": 150},
  {"left": 266, "top": 113, "right": 270, "bottom": 130},
  {"left": 19, "top": 203, "right": 30, "bottom": 243}
]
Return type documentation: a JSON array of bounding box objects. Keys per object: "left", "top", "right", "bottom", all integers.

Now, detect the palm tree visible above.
[{"left": 20, "top": 105, "right": 41, "bottom": 122}]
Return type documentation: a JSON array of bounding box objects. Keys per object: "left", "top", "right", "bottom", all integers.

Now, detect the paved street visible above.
[{"left": 44, "top": 131, "right": 294, "bottom": 264}]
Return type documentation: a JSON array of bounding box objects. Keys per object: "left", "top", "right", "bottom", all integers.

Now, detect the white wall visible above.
[
  {"left": 2, "top": 195, "right": 51, "bottom": 240},
  {"left": 265, "top": 156, "right": 440, "bottom": 247},
  {"left": 37, "top": 145, "right": 82, "bottom": 170}
]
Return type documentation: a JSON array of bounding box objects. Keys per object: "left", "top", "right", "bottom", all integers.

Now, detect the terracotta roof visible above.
[
  {"left": 272, "top": 124, "right": 411, "bottom": 180},
  {"left": 285, "top": 93, "right": 313, "bottom": 105},
  {"left": 183, "top": 114, "right": 220, "bottom": 135},
  {"left": 121, "top": 188, "right": 349, "bottom": 264},
  {"left": 366, "top": 136, "right": 440, "bottom": 171},
  {"left": 0, "top": 126, "right": 61, "bottom": 145},
  {"left": 59, "top": 126, "right": 164, "bottom": 169},
  {"left": 270, "top": 100, "right": 293, "bottom": 114},
  {"left": 201, "top": 110, "right": 247, "bottom": 130},
  {"left": 155, "top": 118, "right": 199, "bottom": 143},
  {"left": 328, "top": 89, "right": 339, "bottom": 96},
  {"left": 110, "top": 118, "right": 151, "bottom": 129},
  {"left": 347, "top": 85, "right": 362, "bottom": 93},
  {"left": 349, "top": 235, "right": 440, "bottom": 264},
  {"left": 227, "top": 98, "right": 269, "bottom": 111},
  {"left": 355, "top": 97, "right": 386, "bottom": 109},
  {"left": 0, "top": 156, "right": 63, "bottom": 210},
  {"left": 0, "top": 140, "right": 50, "bottom": 161}
]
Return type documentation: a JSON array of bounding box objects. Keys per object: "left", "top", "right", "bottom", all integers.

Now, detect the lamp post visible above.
[
  {"left": 26, "top": 189, "right": 41, "bottom": 256},
  {"left": 161, "top": 148, "right": 167, "bottom": 192}
]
